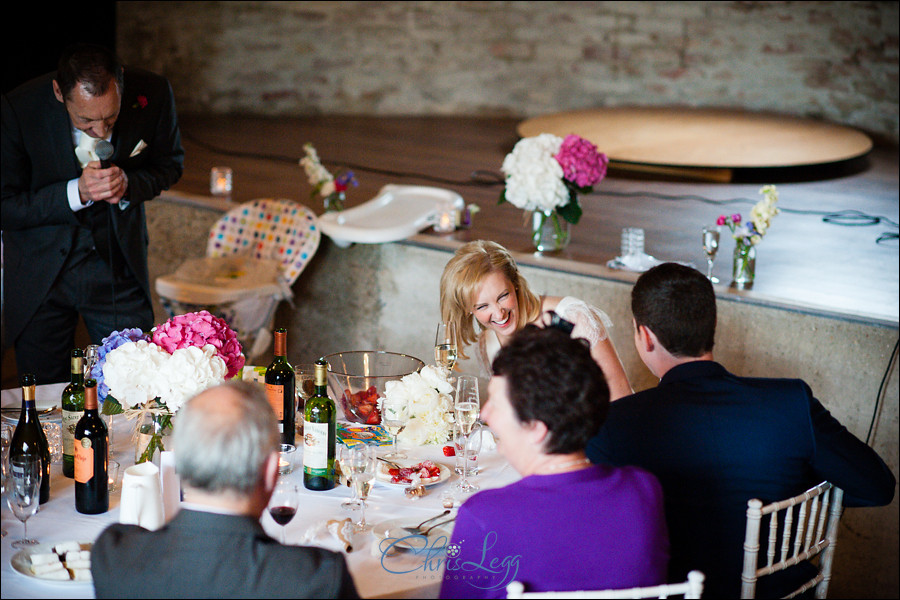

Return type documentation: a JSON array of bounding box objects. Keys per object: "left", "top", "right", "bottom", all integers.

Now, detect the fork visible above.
[
  {"left": 402, "top": 509, "right": 451, "bottom": 534},
  {"left": 377, "top": 456, "right": 402, "bottom": 470}
]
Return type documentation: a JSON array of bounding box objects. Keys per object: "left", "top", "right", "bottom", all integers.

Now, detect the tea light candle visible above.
[
  {"left": 210, "top": 166, "right": 233, "bottom": 196},
  {"left": 279, "top": 443, "right": 296, "bottom": 475},
  {"left": 433, "top": 199, "right": 457, "bottom": 233}
]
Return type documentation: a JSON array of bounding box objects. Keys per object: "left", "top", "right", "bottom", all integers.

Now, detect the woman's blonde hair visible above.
[{"left": 440, "top": 240, "right": 542, "bottom": 359}]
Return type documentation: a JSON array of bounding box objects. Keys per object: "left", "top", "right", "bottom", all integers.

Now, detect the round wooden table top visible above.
[{"left": 517, "top": 107, "right": 873, "bottom": 169}]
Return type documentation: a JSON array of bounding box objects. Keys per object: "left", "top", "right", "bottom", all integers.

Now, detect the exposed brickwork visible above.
[{"left": 117, "top": 1, "right": 898, "bottom": 142}]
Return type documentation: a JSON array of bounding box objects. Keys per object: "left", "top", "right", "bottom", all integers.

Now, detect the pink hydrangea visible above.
[
  {"left": 554, "top": 134, "right": 609, "bottom": 189},
  {"left": 152, "top": 310, "right": 245, "bottom": 379}
]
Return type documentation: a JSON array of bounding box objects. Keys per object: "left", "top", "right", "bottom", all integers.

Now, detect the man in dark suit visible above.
[
  {"left": 2, "top": 43, "right": 184, "bottom": 384},
  {"left": 586, "top": 262, "right": 895, "bottom": 599},
  {"left": 92, "top": 380, "right": 359, "bottom": 599}
]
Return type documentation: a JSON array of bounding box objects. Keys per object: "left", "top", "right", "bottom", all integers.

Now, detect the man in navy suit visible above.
[
  {"left": 586, "top": 262, "right": 895, "bottom": 598},
  {"left": 2, "top": 43, "right": 184, "bottom": 383},
  {"left": 92, "top": 380, "right": 359, "bottom": 599}
]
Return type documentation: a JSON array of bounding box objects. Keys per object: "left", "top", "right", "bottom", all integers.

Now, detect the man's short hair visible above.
[
  {"left": 491, "top": 325, "right": 609, "bottom": 454},
  {"left": 56, "top": 43, "right": 124, "bottom": 100},
  {"left": 631, "top": 262, "right": 716, "bottom": 357},
  {"left": 174, "top": 380, "right": 279, "bottom": 496}
]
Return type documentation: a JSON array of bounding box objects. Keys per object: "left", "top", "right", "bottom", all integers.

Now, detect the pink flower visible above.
[
  {"left": 152, "top": 310, "right": 245, "bottom": 379},
  {"left": 137, "top": 95, "right": 148, "bottom": 109},
  {"left": 731, "top": 213, "right": 742, "bottom": 224},
  {"left": 716, "top": 215, "right": 727, "bottom": 226},
  {"left": 554, "top": 134, "right": 608, "bottom": 189}
]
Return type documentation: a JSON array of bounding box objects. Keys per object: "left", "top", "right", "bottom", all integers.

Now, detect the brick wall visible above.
[{"left": 117, "top": 1, "right": 898, "bottom": 143}]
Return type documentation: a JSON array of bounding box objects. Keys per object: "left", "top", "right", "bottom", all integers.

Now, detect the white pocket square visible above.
[{"left": 130, "top": 140, "right": 148, "bottom": 157}]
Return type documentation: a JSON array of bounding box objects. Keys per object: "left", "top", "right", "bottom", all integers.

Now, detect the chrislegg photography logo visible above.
[{"left": 379, "top": 529, "right": 521, "bottom": 592}]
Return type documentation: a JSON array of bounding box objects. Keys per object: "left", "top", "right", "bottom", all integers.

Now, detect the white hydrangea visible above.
[
  {"left": 102, "top": 341, "right": 170, "bottom": 410},
  {"left": 159, "top": 345, "right": 227, "bottom": 412},
  {"left": 501, "top": 134, "right": 570, "bottom": 212}
]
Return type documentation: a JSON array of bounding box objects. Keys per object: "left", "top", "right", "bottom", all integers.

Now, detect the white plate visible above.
[
  {"left": 373, "top": 517, "right": 454, "bottom": 551},
  {"left": 10, "top": 542, "right": 93, "bottom": 584},
  {"left": 376, "top": 460, "right": 452, "bottom": 487}
]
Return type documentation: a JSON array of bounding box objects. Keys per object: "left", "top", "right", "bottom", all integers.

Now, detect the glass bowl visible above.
[{"left": 322, "top": 350, "right": 425, "bottom": 425}]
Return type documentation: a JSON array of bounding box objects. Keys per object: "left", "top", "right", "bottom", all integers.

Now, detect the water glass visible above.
[
  {"left": 8, "top": 453, "right": 42, "bottom": 548},
  {"left": 621, "top": 227, "right": 645, "bottom": 257},
  {"left": 108, "top": 460, "right": 121, "bottom": 493},
  {"left": 294, "top": 364, "right": 316, "bottom": 436}
]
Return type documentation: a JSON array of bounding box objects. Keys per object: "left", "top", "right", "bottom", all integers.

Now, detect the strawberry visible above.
[{"left": 442, "top": 445, "right": 455, "bottom": 456}]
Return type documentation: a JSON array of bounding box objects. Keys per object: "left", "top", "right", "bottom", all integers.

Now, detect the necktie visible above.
[{"left": 75, "top": 133, "right": 99, "bottom": 168}]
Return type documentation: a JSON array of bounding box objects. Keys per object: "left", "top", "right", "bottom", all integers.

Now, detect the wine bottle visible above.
[
  {"left": 303, "top": 359, "right": 336, "bottom": 491},
  {"left": 61, "top": 349, "right": 86, "bottom": 478},
  {"left": 10, "top": 373, "right": 51, "bottom": 504},
  {"left": 265, "top": 328, "right": 296, "bottom": 445},
  {"left": 74, "top": 379, "right": 109, "bottom": 514}
]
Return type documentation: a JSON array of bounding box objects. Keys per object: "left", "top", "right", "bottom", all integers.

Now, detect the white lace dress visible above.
[{"left": 462, "top": 296, "right": 614, "bottom": 380}]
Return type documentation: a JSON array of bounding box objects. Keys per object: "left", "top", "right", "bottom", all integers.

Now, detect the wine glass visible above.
[
  {"left": 267, "top": 479, "right": 299, "bottom": 544},
  {"left": 454, "top": 375, "right": 480, "bottom": 493},
  {"left": 342, "top": 444, "right": 377, "bottom": 532},
  {"left": 702, "top": 226, "right": 720, "bottom": 283},
  {"left": 381, "top": 394, "right": 409, "bottom": 460},
  {"left": 1, "top": 424, "right": 10, "bottom": 537},
  {"left": 294, "top": 364, "right": 316, "bottom": 437},
  {"left": 434, "top": 321, "right": 458, "bottom": 376},
  {"left": 339, "top": 444, "right": 363, "bottom": 511},
  {"left": 7, "top": 453, "right": 42, "bottom": 548}
]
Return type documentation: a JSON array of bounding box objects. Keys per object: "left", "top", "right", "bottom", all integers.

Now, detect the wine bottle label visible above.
[
  {"left": 265, "top": 384, "right": 285, "bottom": 420},
  {"left": 74, "top": 438, "right": 94, "bottom": 483},
  {"left": 303, "top": 421, "right": 328, "bottom": 470},
  {"left": 62, "top": 410, "right": 81, "bottom": 456}
]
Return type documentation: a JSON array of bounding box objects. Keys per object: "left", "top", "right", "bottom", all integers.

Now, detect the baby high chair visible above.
[{"left": 155, "top": 199, "right": 320, "bottom": 362}]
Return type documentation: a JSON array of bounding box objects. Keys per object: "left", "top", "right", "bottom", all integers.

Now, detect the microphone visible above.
[{"left": 95, "top": 140, "right": 114, "bottom": 168}]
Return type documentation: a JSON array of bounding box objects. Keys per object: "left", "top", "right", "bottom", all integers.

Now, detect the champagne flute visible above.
[
  {"left": 339, "top": 444, "right": 363, "bottom": 511},
  {"left": 434, "top": 322, "right": 458, "bottom": 376},
  {"left": 381, "top": 395, "right": 409, "bottom": 460},
  {"left": 267, "top": 479, "right": 299, "bottom": 544},
  {"left": 454, "top": 375, "right": 480, "bottom": 493},
  {"left": 702, "top": 226, "right": 720, "bottom": 283},
  {"left": 344, "top": 444, "right": 376, "bottom": 531},
  {"left": 8, "top": 453, "right": 42, "bottom": 548}
]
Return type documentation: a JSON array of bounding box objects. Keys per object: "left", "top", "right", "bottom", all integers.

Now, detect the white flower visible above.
[
  {"left": 501, "top": 134, "right": 570, "bottom": 212},
  {"left": 159, "top": 345, "right": 227, "bottom": 412},
  {"left": 102, "top": 341, "right": 170, "bottom": 410},
  {"left": 381, "top": 368, "right": 454, "bottom": 445}
]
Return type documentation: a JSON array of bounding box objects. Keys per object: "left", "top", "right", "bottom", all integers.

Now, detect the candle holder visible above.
[
  {"left": 210, "top": 166, "right": 233, "bottom": 197},
  {"left": 279, "top": 443, "right": 296, "bottom": 475}
]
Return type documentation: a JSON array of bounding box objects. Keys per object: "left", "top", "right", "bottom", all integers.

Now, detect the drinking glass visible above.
[
  {"left": 1, "top": 424, "right": 10, "bottom": 537},
  {"left": 381, "top": 395, "right": 409, "bottom": 460},
  {"left": 341, "top": 445, "right": 376, "bottom": 531},
  {"left": 702, "top": 226, "right": 720, "bottom": 283},
  {"left": 84, "top": 344, "right": 100, "bottom": 378},
  {"left": 339, "top": 444, "right": 363, "bottom": 511},
  {"left": 434, "top": 322, "right": 458, "bottom": 376},
  {"left": 455, "top": 421, "right": 483, "bottom": 475},
  {"left": 8, "top": 453, "right": 42, "bottom": 548},
  {"left": 454, "top": 375, "right": 480, "bottom": 493},
  {"left": 268, "top": 479, "right": 299, "bottom": 544}
]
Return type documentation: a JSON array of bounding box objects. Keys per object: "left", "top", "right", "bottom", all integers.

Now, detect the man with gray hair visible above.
[{"left": 92, "top": 380, "right": 359, "bottom": 599}]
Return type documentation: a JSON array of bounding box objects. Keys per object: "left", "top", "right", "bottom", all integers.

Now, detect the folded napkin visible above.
[
  {"left": 299, "top": 518, "right": 355, "bottom": 553},
  {"left": 474, "top": 427, "right": 497, "bottom": 452}
]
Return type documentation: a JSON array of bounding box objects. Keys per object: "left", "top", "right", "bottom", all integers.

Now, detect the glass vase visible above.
[
  {"left": 135, "top": 412, "right": 174, "bottom": 465},
  {"left": 531, "top": 210, "right": 571, "bottom": 252},
  {"left": 731, "top": 242, "right": 756, "bottom": 289},
  {"left": 324, "top": 190, "right": 345, "bottom": 212}
]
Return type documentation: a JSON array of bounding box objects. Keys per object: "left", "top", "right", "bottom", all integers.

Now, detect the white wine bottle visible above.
[
  {"left": 62, "top": 348, "right": 85, "bottom": 478},
  {"left": 303, "top": 359, "right": 335, "bottom": 491},
  {"left": 10, "top": 373, "right": 51, "bottom": 504},
  {"left": 74, "top": 379, "right": 109, "bottom": 514},
  {"left": 265, "top": 328, "right": 296, "bottom": 445}
]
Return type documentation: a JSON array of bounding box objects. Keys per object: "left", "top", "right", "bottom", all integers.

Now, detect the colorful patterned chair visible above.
[{"left": 155, "top": 199, "right": 320, "bottom": 362}]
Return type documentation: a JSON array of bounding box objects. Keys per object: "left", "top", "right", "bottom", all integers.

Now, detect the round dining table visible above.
[{"left": 1, "top": 383, "right": 518, "bottom": 599}]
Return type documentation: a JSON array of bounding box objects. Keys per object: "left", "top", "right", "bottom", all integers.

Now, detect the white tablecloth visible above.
[{"left": 1, "top": 385, "right": 518, "bottom": 599}]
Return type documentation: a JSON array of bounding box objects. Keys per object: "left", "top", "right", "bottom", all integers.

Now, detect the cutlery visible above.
[
  {"left": 420, "top": 516, "right": 456, "bottom": 536},
  {"left": 2, "top": 406, "right": 57, "bottom": 416},
  {"left": 377, "top": 456, "right": 402, "bottom": 470},
  {"left": 402, "top": 509, "right": 451, "bottom": 534}
]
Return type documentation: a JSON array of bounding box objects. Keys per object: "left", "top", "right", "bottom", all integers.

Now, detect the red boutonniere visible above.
[{"left": 133, "top": 95, "right": 148, "bottom": 109}]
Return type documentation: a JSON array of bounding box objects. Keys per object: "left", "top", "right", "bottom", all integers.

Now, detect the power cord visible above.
[{"left": 866, "top": 338, "right": 899, "bottom": 447}]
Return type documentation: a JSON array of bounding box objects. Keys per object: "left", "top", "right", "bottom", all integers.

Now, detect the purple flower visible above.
[{"left": 731, "top": 213, "right": 742, "bottom": 224}]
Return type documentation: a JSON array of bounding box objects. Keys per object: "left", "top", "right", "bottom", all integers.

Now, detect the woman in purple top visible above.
[{"left": 440, "top": 323, "right": 669, "bottom": 599}]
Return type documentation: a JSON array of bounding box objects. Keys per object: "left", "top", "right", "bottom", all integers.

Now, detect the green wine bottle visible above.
[
  {"left": 265, "top": 328, "right": 296, "bottom": 445},
  {"left": 61, "top": 349, "right": 85, "bottom": 478},
  {"left": 303, "top": 359, "right": 335, "bottom": 491}
]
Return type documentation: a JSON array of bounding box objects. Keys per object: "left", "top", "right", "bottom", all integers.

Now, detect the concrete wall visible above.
[
  {"left": 117, "top": 1, "right": 899, "bottom": 144},
  {"left": 147, "top": 197, "right": 897, "bottom": 598}
]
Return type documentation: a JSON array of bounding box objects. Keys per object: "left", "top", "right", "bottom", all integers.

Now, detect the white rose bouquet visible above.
[{"left": 381, "top": 365, "right": 454, "bottom": 446}]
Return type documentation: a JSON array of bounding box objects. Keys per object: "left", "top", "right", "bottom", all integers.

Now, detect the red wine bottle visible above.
[
  {"left": 265, "top": 328, "right": 296, "bottom": 445},
  {"left": 10, "top": 373, "right": 51, "bottom": 504},
  {"left": 74, "top": 379, "right": 109, "bottom": 514}
]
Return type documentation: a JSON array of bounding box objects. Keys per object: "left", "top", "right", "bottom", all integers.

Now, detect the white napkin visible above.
[
  {"left": 120, "top": 462, "right": 165, "bottom": 531},
  {"left": 299, "top": 518, "right": 355, "bottom": 553},
  {"left": 474, "top": 427, "right": 497, "bottom": 452}
]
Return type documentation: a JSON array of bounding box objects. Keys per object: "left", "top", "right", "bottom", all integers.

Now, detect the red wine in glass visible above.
[
  {"left": 268, "top": 481, "right": 299, "bottom": 543},
  {"left": 269, "top": 505, "right": 297, "bottom": 526}
]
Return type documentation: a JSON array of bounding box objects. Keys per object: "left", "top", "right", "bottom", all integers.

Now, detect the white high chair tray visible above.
[{"left": 317, "top": 184, "right": 463, "bottom": 246}]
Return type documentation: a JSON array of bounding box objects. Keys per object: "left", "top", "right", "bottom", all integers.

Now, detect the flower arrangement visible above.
[
  {"left": 380, "top": 365, "right": 455, "bottom": 446},
  {"left": 717, "top": 184, "right": 780, "bottom": 247},
  {"left": 94, "top": 311, "right": 244, "bottom": 463},
  {"left": 299, "top": 142, "right": 358, "bottom": 212}
]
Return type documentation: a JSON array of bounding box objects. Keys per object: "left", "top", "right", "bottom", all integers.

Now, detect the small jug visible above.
[{"left": 119, "top": 461, "right": 165, "bottom": 531}]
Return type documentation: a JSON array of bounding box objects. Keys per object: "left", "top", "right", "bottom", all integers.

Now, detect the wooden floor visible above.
[{"left": 171, "top": 114, "right": 899, "bottom": 326}]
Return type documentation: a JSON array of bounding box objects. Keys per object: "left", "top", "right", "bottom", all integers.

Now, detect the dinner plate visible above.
[
  {"left": 375, "top": 460, "right": 452, "bottom": 487},
  {"left": 10, "top": 542, "right": 93, "bottom": 584},
  {"left": 372, "top": 517, "right": 453, "bottom": 552}
]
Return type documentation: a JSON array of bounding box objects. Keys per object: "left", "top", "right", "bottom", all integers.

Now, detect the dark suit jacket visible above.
[
  {"left": 1, "top": 67, "right": 184, "bottom": 342},
  {"left": 91, "top": 508, "right": 359, "bottom": 599},
  {"left": 586, "top": 360, "right": 895, "bottom": 599}
]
